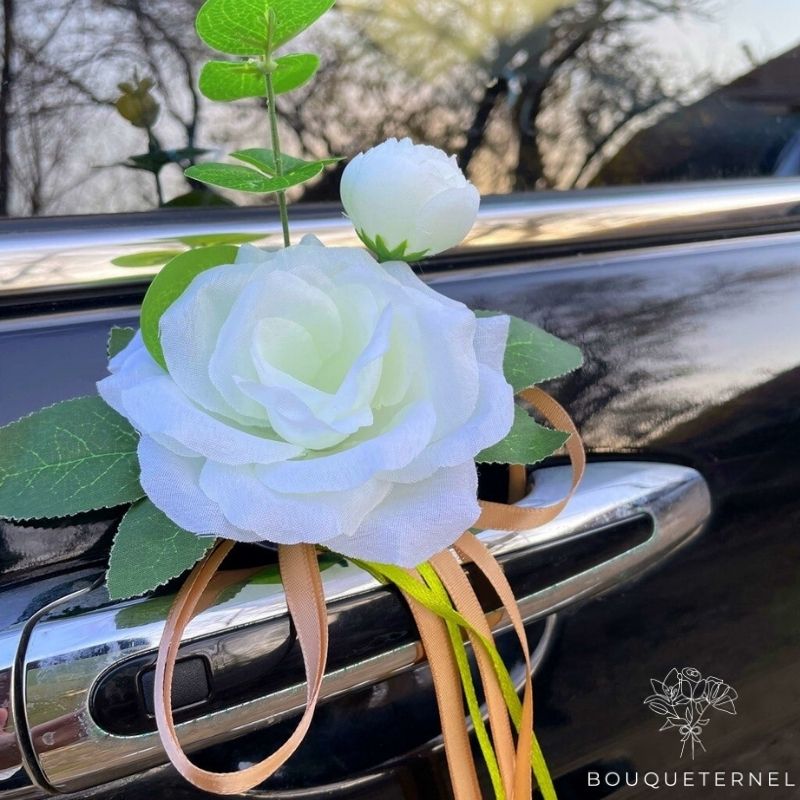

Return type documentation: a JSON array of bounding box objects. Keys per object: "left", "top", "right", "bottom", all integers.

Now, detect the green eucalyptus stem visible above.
[
  {"left": 264, "top": 9, "right": 290, "bottom": 248},
  {"left": 265, "top": 72, "right": 291, "bottom": 247}
]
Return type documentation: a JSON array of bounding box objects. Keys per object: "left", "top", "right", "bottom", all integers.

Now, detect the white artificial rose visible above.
[
  {"left": 340, "top": 137, "right": 480, "bottom": 260},
  {"left": 98, "top": 238, "right": 513, "bottom": 566}
]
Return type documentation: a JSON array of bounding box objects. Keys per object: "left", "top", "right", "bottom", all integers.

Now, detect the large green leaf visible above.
[
  {"left": 477, "top": 312, "right": 583, "bottom": 392},
  {"left": 107, "top": 498, "right": 216, "bottom": 600},
  {"left": 476, "top": 405, "right": 569, "bottom": 465},
  {"left": 196, "top": 0, "right": 335, "bottom": 56},
  {"left": 140, "top": 245, "right": 239, "bottom": 369},
  {"left": 107, "top": 326, "right": 136, "bottom": 359},
  {"left": 0, "top": 397, "right": 143, "bottom": 521},
  {"left": 199, "top": 60, "right": 266, "bottom": 101},
  {"left": 185, "top": 159, "right": 328, "bottom": 193}
]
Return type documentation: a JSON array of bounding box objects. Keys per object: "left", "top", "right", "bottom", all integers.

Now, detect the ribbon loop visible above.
[{"left": 153, "top": 541, "right": 328, "bottom": 795}]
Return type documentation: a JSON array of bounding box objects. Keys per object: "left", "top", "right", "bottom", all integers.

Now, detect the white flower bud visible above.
[{"left": 340, "top": 138, "right": 480, "bottom": 261}]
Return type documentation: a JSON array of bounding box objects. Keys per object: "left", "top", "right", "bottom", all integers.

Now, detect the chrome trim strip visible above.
[
  {"left": 2, "top": 179, "right": 800, "bottom": 296},
  {"left": 10, "top": 462, "right": 710, "bottom": 794}
]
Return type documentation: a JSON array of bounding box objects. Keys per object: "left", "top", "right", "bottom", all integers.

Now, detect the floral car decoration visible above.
[{"left": 0, "top": 1, "right": 586, "bottom": 799}]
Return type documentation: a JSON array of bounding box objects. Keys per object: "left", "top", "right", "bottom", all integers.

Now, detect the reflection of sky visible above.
[{"left": 646, "top": 0, "right": 800, "bottom": 89}]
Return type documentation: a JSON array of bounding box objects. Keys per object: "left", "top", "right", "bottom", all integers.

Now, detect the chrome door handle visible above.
[{"left": 0, "top": 461, "right": 710, "bottom": 796}]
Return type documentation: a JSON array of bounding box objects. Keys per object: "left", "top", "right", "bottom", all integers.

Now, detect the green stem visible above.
[{"left": 264, "top": 15, "right": 290, "bottom": 248}]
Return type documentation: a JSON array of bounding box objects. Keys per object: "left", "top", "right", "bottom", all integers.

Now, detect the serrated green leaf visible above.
[
  {"left": 141, "top": 245, "right": 239, "bottom": 369},
  {"left": 107, "top": 498, "right": 216, "bottom": 600},
  {"left": 186, "top": 160, "right": 327, "bottom": 193},
  {"left": 107, "top": 326, "right": 136, "bottom": 359},
  {"left": 476, "top": 405, "right": 569, "bottom": 465},
  {"left": 477, "top": 312, "right": 583, "bottom": 392},
  {"left": 196, "top": 0, "right": 334, "bottom": 56},
  {"left": 200, "top": 60, "right": 266, "bottom": 101},
  {"left": 112, "top": 250, "right": 182, "bottom": 268},
  {"left": 272, "top": 53, "right": 320, "bottom": 93},
  {"left": 0, "top": 396, "right": 143, "bottom": 521}
]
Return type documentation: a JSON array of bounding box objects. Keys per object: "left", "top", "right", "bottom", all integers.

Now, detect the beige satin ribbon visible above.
[
  {"left": 153, "top": 540, "right": 328, "bottom": 795},
  {"left": 152, "top": 388, "right": 584, "bottom": 797}
]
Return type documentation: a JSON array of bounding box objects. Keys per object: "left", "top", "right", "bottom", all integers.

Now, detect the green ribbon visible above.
[{"left": 359, "top": 559, "right": 558, "bottom": 800}]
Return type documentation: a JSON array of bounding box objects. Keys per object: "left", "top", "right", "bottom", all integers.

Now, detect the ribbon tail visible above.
[{"left": 399, "top": 568, "right": 483, "bottom": 800}]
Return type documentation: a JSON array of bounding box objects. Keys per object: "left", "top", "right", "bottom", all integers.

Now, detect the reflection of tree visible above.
[
  {"left": 465, "top": 0, "right": 714, "bottom": 189},
  {"left": 0, "top": 0, "right": 14, "bottom": 216},
  {"left": 2, "top": 0, "right": 211, "bottom": 214},
  {"left": 0, "top": 0, "right": 726, "bottom": 215},
  {"left": 457, "top": 259, "right": 798, "bottom": 451}
]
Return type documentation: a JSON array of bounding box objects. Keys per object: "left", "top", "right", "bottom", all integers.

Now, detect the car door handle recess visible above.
[{"left": 0, "top": 461, "right": 710, "bottom": 795}]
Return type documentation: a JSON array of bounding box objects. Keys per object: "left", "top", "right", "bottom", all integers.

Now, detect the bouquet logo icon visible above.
[{"left": 644, "top": 667, "right": 738, "bottom": 758}]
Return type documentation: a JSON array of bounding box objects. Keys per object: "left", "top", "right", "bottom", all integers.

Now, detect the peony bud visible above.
[{"left": 340, "top": 138, "right": 480, "bottom": 262}]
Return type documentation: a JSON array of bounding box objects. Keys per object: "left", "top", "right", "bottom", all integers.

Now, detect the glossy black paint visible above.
[{"left": 1, "top": 228, "right": 800, "bottom": 797}]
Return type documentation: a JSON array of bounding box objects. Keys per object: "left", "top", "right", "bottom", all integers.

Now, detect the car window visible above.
[{"left": 0, "top": 0, "right": 798, "bottom": 218}]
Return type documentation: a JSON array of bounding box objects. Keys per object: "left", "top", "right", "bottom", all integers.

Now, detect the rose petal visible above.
[
  {"left": 137, "top": 436, "right": 254, "bottom": 541},
  {"left": 325, "top": 461, "right": 481, "bottom": 566},
  {"left": 120, "top": 376, "right": 303, "bottom": 465},
  {"left": 199, "top": 461, "right": 391, "bottom": 543}
]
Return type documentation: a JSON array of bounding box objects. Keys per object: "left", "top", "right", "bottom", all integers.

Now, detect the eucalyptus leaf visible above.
[
  {"left": 0, "top": 396, "right": 143, "bottom": 521},
  {"left": 177, "top": 233, "right": 264, "bottom": 247},
  {"left": 196, "top": 0, "right": 335, "bottom": 56},
  {"left": 477, "top": 312, "right": 583, "bottom": 392},
  {"left": 107, "top": 498, "right": 215, "bottom": 600},
  {"left": 111, "top": 251, "right": 182, "bottom": 268},
  {"left": 272, "top": 53, "right": 320, "bottom": 94},
  {"left": 229, "top": 147, "right": 307, "bottom": 174},
  {"left": 185, "top": 160, "right": 327, "bottom": 193},
  {"left": 230, "top": 147, "right": 341, "bottom": 176},
  {"left": 199, "top": 60, "right": 266, "bottom": 101},
  {"left": 476, "top": 406, "right": 569, "bottom": 465},
  {"left": 107, "top": 326, "right": 136, "bottom": 359},
  {"left": 140, "top": 245, "right": 240, "bottom": 369}
]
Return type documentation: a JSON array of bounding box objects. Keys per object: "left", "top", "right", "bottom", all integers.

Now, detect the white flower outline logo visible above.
[{"left": 644, "top": 667, "right": 738, "bottom": 758}]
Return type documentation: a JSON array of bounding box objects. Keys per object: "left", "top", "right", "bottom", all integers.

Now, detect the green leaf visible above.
[
  {"left": 0, "top": 396, "right": 143, "bottom": 521},
  {"left": 112, "top": 250, "right": 182, "bottom": 268},
  {"left": 272, "top": 53, "right": 320, "bottom": 93},
  {"left": 477, "top": 312, "right": 583, "bottom": 392},
  {"left": 185, "top": 159, "right": 330, "bottom": 194},
  {"left": 107, "top": 498, "right": 215, "bottom": 600},
  {"left": 476, "top": 406, "right": 569, "bottom": 465},
  {"left": 199, "top": 60, "right": 266, "bottom": 101},
  {"left": 199, "top": 54, "right": 319, "bottom": 101},
  {"left": 230, "top": 147, "right": 341, "bottom": 175},
  {"left": 229, "top": 147, "right": 305, "bottom": 174},
  {"left": 141, "top": 245, "right": 240, "bottom": 369},
  {"left": 107, "top": 326, "right": 136, "bottom": 359},
  {"left": 196, "top": 0, "right": 335, "bottom": 56},
  {"left": 177, "top": 232, "right": 264, "bottom": 247}
]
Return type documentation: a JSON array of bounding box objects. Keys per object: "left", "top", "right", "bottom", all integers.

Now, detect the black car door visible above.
[{"left": 2, "top": 0, "right": 800, "bottom": 797}]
